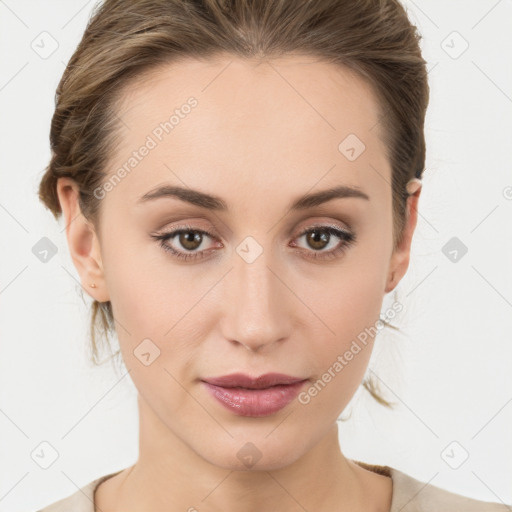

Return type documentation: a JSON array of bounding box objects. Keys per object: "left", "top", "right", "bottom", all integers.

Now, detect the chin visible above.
[{"left": 196, "top": 435, "right": 308, "bottom": 472}]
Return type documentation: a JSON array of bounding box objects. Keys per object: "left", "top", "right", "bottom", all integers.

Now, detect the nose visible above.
[{"left": 220, "top": 246, "right": 292, "bottom": 353}]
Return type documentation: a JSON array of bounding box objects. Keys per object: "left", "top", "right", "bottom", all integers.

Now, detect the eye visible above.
[
  {"left": 291, "top": 224, "right": 356, "bottom": 261},
  {"left": 151, "top": 225, "right": 219, "bottom": 262},
  {"left": 151, "top": 223, "right": 357, "bottom": 262}
]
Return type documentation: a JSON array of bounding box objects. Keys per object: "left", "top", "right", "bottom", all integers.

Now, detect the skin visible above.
[{"left": 57, "top": 54, "right": 421, "bottom": 512}]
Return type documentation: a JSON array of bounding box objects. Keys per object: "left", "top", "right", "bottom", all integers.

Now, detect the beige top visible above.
[{"left": 36, "top": 460, "right": 511, "bottom": 511}]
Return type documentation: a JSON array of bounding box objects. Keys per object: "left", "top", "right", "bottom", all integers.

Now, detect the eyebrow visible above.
[{"left": 137, "top": 184, "right": 370, "bottom": 211}]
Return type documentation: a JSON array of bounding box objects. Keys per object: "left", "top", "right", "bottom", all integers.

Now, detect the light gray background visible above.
[{"left": 1, "top": 1, "right": 511, "bottom": 510}]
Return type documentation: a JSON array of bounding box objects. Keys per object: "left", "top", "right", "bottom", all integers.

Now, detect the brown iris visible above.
[
  {"left": 306, "top": 229, "right": 330, "bottom": 250},
  {"left": 179, "top": 231, "right": 203, "bottom": 251}
]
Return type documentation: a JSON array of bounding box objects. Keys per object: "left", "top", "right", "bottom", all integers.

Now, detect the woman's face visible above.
[{"left": 59, "top": 55, "right": 418, "bottom": 470}]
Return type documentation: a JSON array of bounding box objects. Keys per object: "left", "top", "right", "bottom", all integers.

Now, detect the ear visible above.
[
  {"left": 385, "top": 179, "right": 422, "bottom": 294},
  {"left": 56, "top": 177, "right": 110, "bottom": 302}
]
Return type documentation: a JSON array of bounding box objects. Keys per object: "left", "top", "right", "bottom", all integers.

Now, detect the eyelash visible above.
[{"left": 151, "top": 223, "right": 356, "bottom": 262}]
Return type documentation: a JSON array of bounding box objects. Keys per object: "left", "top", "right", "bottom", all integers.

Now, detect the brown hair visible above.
[{"left": 38, "top": 0, "right": 429, "bottom": 409}]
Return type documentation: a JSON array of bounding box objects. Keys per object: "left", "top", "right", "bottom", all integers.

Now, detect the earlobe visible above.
[
  {"left": 56, "top": 177, "right": 110, "bottom": 302},
  {"left": 384, "top": 179, "right": 422, "bottom": 294}
]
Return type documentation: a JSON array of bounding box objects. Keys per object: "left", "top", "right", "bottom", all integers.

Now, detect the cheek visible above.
[
  {"left": 317, "top": 277, "right": 383, "bottom": 373},
  {"left": 305, "top": 250, "right": 388, "bottom": 351},
  {"left": 100, "top": 220, "right": 178, "bottom": 328},
  {"left": 99, "top": 224, "right": 212, "bottom": 374},
  {"left": 296, "top": 242, "right": 390, "bottom": 407},
  {"left": 296, "top": 298, "right": 383, "bottom": 421}
]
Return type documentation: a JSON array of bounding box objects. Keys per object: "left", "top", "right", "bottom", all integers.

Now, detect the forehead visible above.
[{"left": 103, "top": 54, "right": 390, "bottom": 211}]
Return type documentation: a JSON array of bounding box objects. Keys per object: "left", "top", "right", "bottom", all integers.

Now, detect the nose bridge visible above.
[{"left": 222, "top": 238, "right": 290, "bottom": 351}]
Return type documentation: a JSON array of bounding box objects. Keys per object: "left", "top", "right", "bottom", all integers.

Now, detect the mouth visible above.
[
  {"left": 200, "top": 373, "right": 309, "bottom": 417},
  {"left": 201, "top": 372, "right": 307, "bottom": 389}
]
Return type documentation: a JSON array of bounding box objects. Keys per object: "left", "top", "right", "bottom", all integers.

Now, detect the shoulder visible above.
[
  {"left": 35, "top": 471, "right": 122, "bottom": 512},
  {"left": 388, "top": 466, "right": 511, "bottom": 512}
]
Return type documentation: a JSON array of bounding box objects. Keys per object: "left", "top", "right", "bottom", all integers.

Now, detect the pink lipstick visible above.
[{"left": 201, "top": 373, "right": 308, "bottom": 417}]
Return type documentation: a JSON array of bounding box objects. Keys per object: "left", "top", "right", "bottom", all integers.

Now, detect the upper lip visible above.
[{"left": 202, "top": 373, "right": 307, "bottom": 389}]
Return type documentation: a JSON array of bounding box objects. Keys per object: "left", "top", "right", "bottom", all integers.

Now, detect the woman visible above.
[{"left": 36, "top": 0, "right": 510, "bottom": 510}]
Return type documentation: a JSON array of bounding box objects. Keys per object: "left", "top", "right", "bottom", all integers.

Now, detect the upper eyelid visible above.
[{"left": 159, "top": 219, "right": 351, "bottom": 236}]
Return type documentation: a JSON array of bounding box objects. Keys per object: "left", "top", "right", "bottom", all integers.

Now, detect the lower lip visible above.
[{"left": 201, "top": 380, "right": 308, "bottom": 417}]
